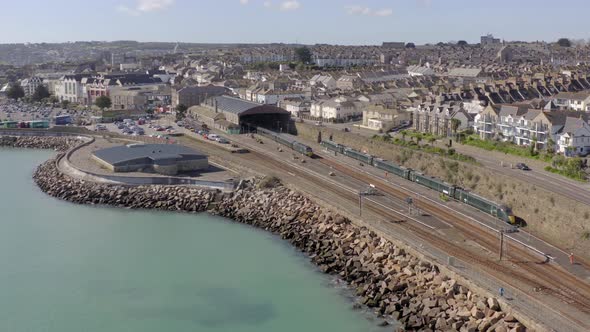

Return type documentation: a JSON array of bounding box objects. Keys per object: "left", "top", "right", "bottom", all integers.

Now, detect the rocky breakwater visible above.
[
  {"left": 33, "top": 158, "right": 528, "bottom": 331},
  {"left": 0, "top": 135, "right": 80, "bottom": 151},
  {"left": 214, "top": 180, "right": 527, "bottom": 332}
]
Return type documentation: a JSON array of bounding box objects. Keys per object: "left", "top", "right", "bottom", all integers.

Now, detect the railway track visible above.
[
  {"left": 317, "top": 155, "right": 590, "bottom": 326},
  {"left": 178, "top": 134, "right": 590, "bottom": 330}
]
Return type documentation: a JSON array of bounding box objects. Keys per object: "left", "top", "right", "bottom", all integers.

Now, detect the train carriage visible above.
[
  {"left": 411, "top": 172, "right": 456, "bottom": 196},
  {"left": 343, "top": 147, "right": 373, "bottom": 164},
  {"left": 256, "top": 126, "right": 313, "bottom": 157},
  {"left": 320, "top": 140, "right": 344, "bottom": 154},
  {"left": 372, "top": 158, "right": 411, "bottom": 179}
]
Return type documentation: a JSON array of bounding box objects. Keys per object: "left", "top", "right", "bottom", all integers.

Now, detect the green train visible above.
[
  {"left": 321, "top": 139, "right": 516, "bottom": 225},
  {"left": 256, "top": 127, "right": 313, "bottom": 157}
]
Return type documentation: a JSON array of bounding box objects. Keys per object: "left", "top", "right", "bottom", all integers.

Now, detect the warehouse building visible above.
[
  {"left": 92, "top": 143, "right": 208, "bottom": 176},
  {"left": 198, "top": 95, "right": 291, "bottom": 133}
]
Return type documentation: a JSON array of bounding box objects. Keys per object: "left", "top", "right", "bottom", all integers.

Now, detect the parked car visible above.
[
  {"left": 155, "top": 126, "right": 165, "bottom": 131},
  {"left": 208, "top": 134, "right": 219, "bottom": 141},
  {"left": 217, "top": 137, "right": 229, "bottom": 144},
  {"left": 516, "top": 163, "right": 530, "bottom": 171}
]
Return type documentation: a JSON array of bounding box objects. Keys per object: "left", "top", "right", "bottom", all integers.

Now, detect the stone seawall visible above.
[
  {"left": 0, "top": 135, "right": 80, "bottom": 151},
  {"left": 32, "top": 157, "right": 527, "bottom": 332}
]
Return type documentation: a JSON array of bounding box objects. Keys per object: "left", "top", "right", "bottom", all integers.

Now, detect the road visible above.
[{"left": 444, "top": 141, "right": 590, "bottom": 205}]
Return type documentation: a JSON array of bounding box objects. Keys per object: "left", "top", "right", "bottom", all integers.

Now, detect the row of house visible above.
[{"left": 474, "top": 105, "right": 590, "bottom": 155}]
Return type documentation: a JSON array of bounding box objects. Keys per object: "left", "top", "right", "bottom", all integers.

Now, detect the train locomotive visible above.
[{"left": 320, "top": 140, "right": 516, "bottom": 225}]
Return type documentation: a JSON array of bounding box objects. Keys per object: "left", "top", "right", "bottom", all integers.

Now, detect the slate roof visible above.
[
  {"left": 213, "top": 96, "right": 289, "bottom": 116},
  {"left": 447, "top": 68, "right": 482, "bottom": 78},
  {"left": 93, "top": 144, "right": 206, "bottom": 167}
]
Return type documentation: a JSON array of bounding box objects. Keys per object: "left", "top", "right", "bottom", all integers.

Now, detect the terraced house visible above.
[
  {"left": 474, "top": 105, "right": 590, "bottom": 155},
  {"left": 412, "top": 103, "right": 471, "bottom": 137}
]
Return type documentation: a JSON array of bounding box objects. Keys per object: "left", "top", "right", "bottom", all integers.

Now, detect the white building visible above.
[
  {"left": 55, "top": 75, "right": 90, "bottom": 104},
  {"left": 309, "top": 74, "right": 336, "bottom": 90},
  {"left": 281, "top": 99, "right": 311, "bottom": 117},
  {"left": 310, "top": 96, "right": 363, "bottom": 120},
  {"left": 20, "top": 77, "right": 43, "bottom": 97},
  {"left": 553, "top": 92, "right": 590, "bottom": 112},
  {"left": 556, "top": 117, "right": 590, "bottom": 156},
  {"left": 256, "top": 90, "right": 308, "bottom": 105}
]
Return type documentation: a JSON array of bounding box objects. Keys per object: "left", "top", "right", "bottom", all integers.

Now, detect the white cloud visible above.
[
  {"left": 345, "top": 5, "right": 370, "bottom": 15},
  {"left": 263, "top": 1, "right": 272, "bottom": 8},
  {"left": 239, "top": 0, "right": 249, "bottom": 5},
  {"left": 116, "top": 5, "right": 140, "bottom": 16},
  {"left": 279, "top": 0, "right": 301, "bottom": 11},
  {"left": 117, "top": 0, "right": 175, "bottom": 15},
  {"left": 345, "top": 5, "right": 392, "bottom": 17},
  {"left": 373, "top": 8, "right": 393, "bottom": 17}
]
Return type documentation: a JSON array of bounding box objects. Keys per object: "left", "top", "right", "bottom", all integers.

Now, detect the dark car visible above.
[{"left": 516, "top": 163, "right": 530, "bottom": 171}]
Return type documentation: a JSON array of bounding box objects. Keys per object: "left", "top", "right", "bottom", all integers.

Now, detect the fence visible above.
[{"left": 369, "top": 218, "right": 581, "bottom": 332}]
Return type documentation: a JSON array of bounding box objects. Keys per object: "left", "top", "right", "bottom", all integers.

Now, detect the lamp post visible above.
[{"left": 499, "top": 230, "right": 504, "bottom": 261}]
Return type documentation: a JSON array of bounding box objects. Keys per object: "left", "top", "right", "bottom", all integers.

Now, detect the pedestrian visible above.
[
  {"left": 499, "top": 287, "right": 505, "bottom": 297},
  {"left": 569, "top": 253, "right": 574, "bottom": 265}
]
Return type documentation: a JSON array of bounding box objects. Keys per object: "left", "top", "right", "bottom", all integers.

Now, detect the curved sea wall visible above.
[{"left": 32, "top": 158, "right": 527, "bottom": 332}]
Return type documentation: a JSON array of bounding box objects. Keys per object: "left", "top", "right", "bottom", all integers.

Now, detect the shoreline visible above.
[{"left": 3, "top": 135, "right": 528, "bottom": 331}]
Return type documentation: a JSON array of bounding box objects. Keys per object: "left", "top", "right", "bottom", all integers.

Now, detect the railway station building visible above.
[{"left": 193, "top": 96, "right": 292, "bottom": 133}]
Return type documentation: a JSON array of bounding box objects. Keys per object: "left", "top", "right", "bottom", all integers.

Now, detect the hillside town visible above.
[{"left": 3, "top": 36, "right": 590, "bottom": 158}]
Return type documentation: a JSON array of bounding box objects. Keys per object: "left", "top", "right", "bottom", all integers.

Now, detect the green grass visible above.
[
  {"left": 463, "top": 135, "right": 552, "bottom": 162},
  {"left": 544, "top": 165, "right": 587, "bottom": 182},
  {"left": 373, "top": 135, "right": 478, "bottom": 164}
]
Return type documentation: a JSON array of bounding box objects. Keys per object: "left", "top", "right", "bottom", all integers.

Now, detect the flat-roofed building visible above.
[{"left": 92, "top": 144, "right": 208, "bottom": 176}]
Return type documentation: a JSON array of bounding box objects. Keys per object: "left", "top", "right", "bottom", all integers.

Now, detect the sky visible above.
[{"left": 1, "top": 0, "right": 589, "bottom": 45}]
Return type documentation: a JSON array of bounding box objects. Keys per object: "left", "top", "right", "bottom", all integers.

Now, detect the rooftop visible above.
[{"left": 93, "top": 143, "right": 206, "bottom": 167}]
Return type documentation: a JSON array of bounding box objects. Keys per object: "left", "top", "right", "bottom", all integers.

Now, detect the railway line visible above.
[
  {"left": 176, "top": 131, "right": 590, "bottom": 330},
  {"left": 316, "top": 153, "right": 590, "bottom": 327},
  {"left": 233, "top": 134, "right": 590, "bottom": 330}
]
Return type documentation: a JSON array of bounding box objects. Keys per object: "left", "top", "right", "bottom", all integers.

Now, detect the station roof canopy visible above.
[{"left": 214, "top": 96, "right": 290, "bottom": 117}]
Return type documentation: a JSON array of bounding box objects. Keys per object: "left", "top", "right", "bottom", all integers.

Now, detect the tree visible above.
[
  {"left": 428, "top": 136, "right": 436, "bottom": 146},
  {"left": 547, "top": 138, "right": 556, "bottom": 155},
  {"left": 95, "top": 96, "right": 112, "bottom": 110},
  {"left": 415, "top": 133, "right": 423, "bottom": 145},
  {"left": 405, "top": 42, "right": 416, "bottom": 49},
  {"left": 400, "top": 130, "right": 407, "bottom": 142},
  {"left": 61, "top": 100, "right": 71, "bottom": 109},
  {"left": 6, "top": 83, "right": 25, "bottom": 100},
  {"left": 457, "top": 40, "right": 468, "bottom": 46},
  {"left": 530, "top": 138, "right": 538, "bottom": 156},
  {"left": 295, "top": 46, "right": 312, "bottom": 64},
  {"left": 451, "top": 118, "right": 461, "bottom": 141},
  {"left": 557, "top": 38, "right": 571, "bottom": 47},
  {"left": 49, "top": 95, "right": 59, "bottom": 104},
  {"left": 31, "top": 85, "right": 50, "bottom": 102},
  {"left": 175, "top": 104, "right": 188, "bottom": 121}
]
